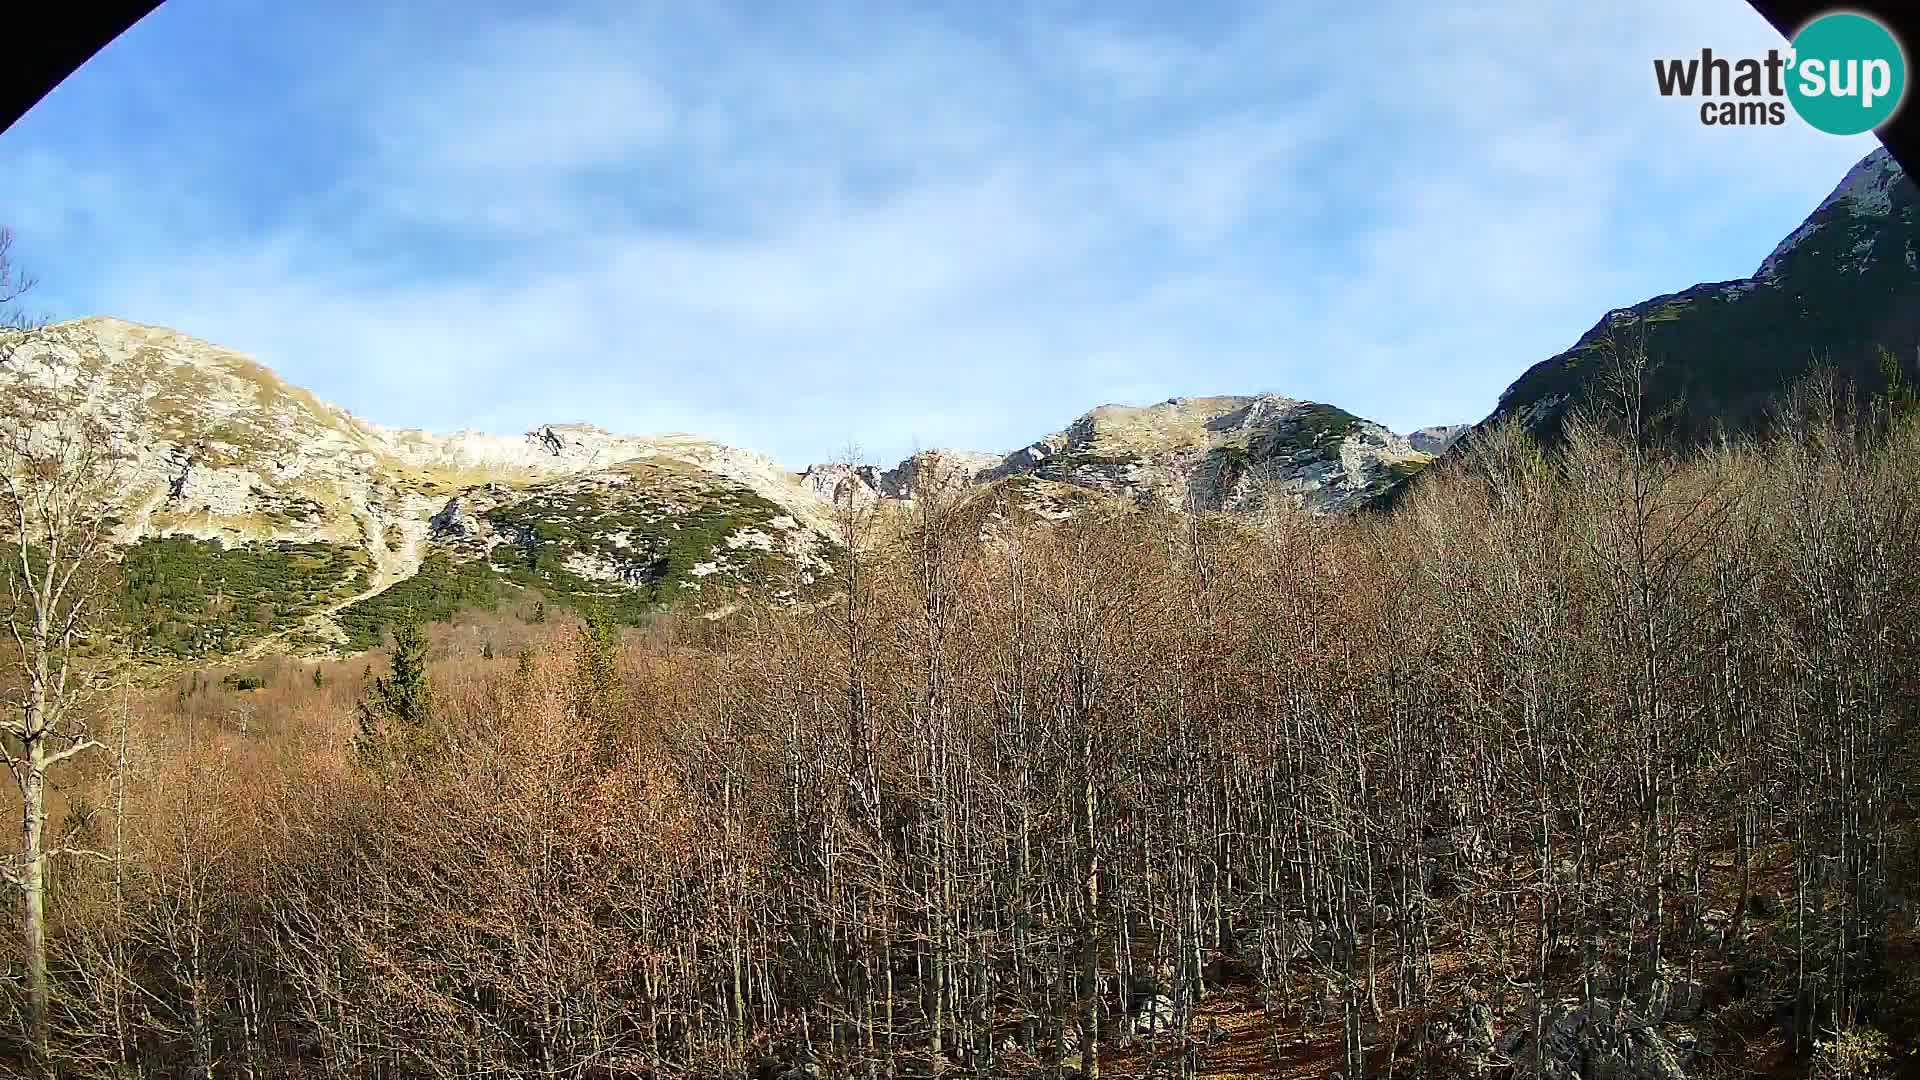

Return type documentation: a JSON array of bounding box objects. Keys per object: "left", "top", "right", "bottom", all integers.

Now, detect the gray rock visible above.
[
  {"left": 1463, "top": 1000, "right": 1497, "bottom": 1060},
  {"left": 1408, "top": 424, "right": 1470, "bottom": 454},
  {"left": 429, "top": 496, "right": 474, "bottom": 539},
  {"left": 1670, "top": 1030, "right": 1714, "bottom": 1069},
  {"left": 1502, "top": 1003, "right": 1690, "bottom": 1080},
  {"left": 1353, "top": 902, "right": 1396, "bottom": 932},
  {"left": 1649, "top": 967, "right": 1708, "bottom": 1022},
  {"left": 1131, "top": 993, "right": 1179, "bottom": 1036}
]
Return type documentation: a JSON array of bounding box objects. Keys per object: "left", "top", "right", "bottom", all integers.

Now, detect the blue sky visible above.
[{"left": 0, "top": 0, "right": 1884, "bottom": 467}]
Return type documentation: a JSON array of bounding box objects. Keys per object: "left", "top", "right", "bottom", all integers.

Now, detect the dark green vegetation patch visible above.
[
  {"left": 1275, "top": 403, "right": 1363, "bottom": 452},
  {"left": 481, "top": 464, "right": 807, "bottom": 620},
  {"left": 336, "top": 552, "right": 503, "bottom": 651},
  {"left": 119, "top": 536, "right": 370, "bottom": 658}
]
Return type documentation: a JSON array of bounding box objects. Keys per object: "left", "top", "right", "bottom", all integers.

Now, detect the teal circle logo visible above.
[{"left": 1787, "top": 12, "right": 1907, "bottom": 135}]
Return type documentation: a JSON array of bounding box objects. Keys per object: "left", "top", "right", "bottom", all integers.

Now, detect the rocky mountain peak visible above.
[
  {"left": 1756, "top": 146, "right": 1906, "bottom": 280},
  {"left": 1397, "top": 145, "right": 1920, "bottom": 517},
  {"left": 1407, "top": 424, "right": 1469, "bottom": 454},
  {"left": 979, "top": 393, "right": 1430, "bottom": 514},
  {"left": 798, "top": 448, "right": 1002, "bottom": 507}
]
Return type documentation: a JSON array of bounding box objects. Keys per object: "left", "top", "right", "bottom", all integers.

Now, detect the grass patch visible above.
[{"left": 1385, "top": 458, "right": 1431, "bottom": 482}]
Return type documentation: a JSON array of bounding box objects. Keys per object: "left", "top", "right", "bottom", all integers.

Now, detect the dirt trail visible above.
[{"left": 230, "top": 508, "right": 425, "bottom": 661}]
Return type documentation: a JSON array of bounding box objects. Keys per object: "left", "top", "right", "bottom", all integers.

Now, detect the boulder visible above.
[
  {"left": 1502, "top": 1003, "right": 1691, "bottom": 1080},
  {"left": 1131, "top": 993, "right": 1180, "bottom": 1036},
  {"left": 1353, "top": 902, "right": 1396, "bottom": 933},
  {"left": 1461, "top": 1000, "right": 1497, "bottom": 1063},
  {"left": 429, "top": 496, "right": 475, "bottom": 538},
  {"left": 1669, "top": 1029, "right": 1714, "bottom": 1069},
  {"left": 1497, "top": 1021, "right": 1529, "bottom": 1058},
  {"left": 1648, "top": 965, "right": 1708, "bottom": 1022}
]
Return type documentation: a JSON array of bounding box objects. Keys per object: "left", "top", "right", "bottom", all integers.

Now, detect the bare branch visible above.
[{"left": 0, "top": 226, "right": 41, "bottom": 369}]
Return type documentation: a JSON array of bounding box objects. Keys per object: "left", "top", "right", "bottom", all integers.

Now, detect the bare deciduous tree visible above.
[
  {"left": 2, "top": 368, "right": 127, "bottom": 1070},
  {"left": 0, "top": 228, "right": 38, "bottom": 369},
  {"left": 2, "top": 326, "right": 1918, "bottom": 1079}
]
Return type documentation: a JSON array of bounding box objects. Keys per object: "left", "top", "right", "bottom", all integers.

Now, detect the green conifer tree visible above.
[
  {"left": 574, "top": 604, "right": 628, "bottom": 762},
  {"left": 354, "top": 621, "right": 437, "bottom": 772},
  {"left": 1877, "top": 346, "right": 1918, "bottom": 420}
]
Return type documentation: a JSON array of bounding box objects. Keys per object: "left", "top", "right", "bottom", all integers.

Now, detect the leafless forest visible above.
[{"left": 4, "top": 369, "right": 1919, "bottom": 1079}]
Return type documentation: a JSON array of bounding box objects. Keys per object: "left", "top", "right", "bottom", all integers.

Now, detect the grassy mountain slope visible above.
[{"left": 1369, "top": 146, "right": 1920, "bottom": 512}]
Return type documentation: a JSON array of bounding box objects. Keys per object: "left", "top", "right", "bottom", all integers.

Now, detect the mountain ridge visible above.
[
  {"left": 800, "top": 393, "right": 1442, "bottom": 515},
  {"left": 1467, "top": 145, "right": 1920, "bottom": 454},
  {"left": 24, "top": 145, "right": 1909, "bottom": 655},
  {"left": 2, "top": 316, "right": 1451, "bottom": 658}
]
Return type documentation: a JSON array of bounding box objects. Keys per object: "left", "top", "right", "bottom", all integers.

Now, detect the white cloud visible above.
[{"left": 0, "top": 0, "right": 1892, "bottom": 465}]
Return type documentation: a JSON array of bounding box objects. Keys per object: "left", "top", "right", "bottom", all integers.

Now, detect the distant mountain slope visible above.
[
  {"left": 2, "top": 318, "right": 842, "bottom": 657},
  {"left": 1408, "top": 425, "right": 1469, "bottom": 455},
  {"left": 2, "top": 319, "right": 1459, "bottom": 659},
  {"left": 805, "top": 395, "right": 1439, "bottom": 516},
  {"left": 1483, "top": 147, "right": 1920, "bottom": 446}
]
